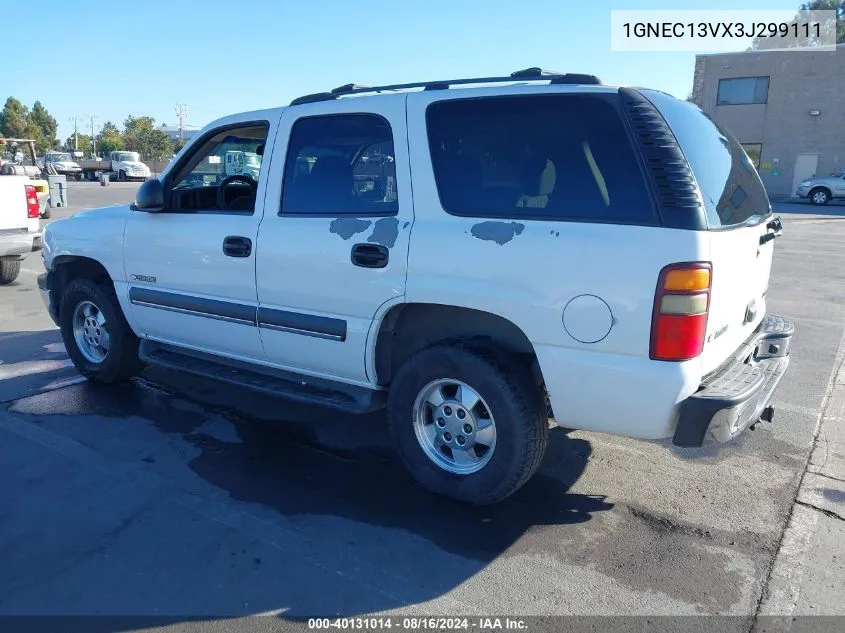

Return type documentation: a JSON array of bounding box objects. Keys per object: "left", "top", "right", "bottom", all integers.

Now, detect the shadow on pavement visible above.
[
  {"left": 0, "top": 329, "right": 78, "bottom": 404},
  {"left": 2, "top": 332, "right": 611, "bottom": 618}
]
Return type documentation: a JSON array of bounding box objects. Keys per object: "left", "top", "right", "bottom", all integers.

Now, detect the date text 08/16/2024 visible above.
[{"left": 307, "top": 617, "right": 528, "bottom": 631}]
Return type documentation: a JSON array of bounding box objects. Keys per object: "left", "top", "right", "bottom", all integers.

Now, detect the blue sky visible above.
[{"left": 2, "top": 0, "right": 800, "bottom": 141}]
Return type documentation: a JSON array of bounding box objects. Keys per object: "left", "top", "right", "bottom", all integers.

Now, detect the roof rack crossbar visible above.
[{"left": 289, "top": 69, "right": 601, "bottom": 105}]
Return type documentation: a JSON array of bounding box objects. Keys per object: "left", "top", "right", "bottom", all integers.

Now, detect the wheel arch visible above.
[
  {"left": 51, "top": 255, "right": 115, "bottom": 314},
  {"left": 809, "top": 186, "right": 832, "bottom": 201},
  {"left": 372, "top": 302, "right": 544, "bottom": 388}
]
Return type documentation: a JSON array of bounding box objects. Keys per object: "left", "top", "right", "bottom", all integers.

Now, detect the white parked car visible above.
[
  {"left": 795, "top": 172, "right": 845, "bottom": 205},
  {"left": 38, "top": 69, "right": 793, "bottom": 503}
]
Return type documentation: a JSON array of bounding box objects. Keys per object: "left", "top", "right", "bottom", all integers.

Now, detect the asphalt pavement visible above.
[{"left": 1, "top": 182, "right": 844, "bottom": 631}]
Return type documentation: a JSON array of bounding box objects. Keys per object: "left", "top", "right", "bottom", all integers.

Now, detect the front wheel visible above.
[
  {"left": 118, "top": 170, "right": 126, "bottom": 182},
  {"left": 0, "top": 260, "right": 21, "bottom": 284},
  {"left": 59, "top": 278, "right": 142, "bottom": 383},
  {"left": 809, "top": 188, "right": 830, "bottom": 205},
  {"left": 388, "top": 344, "right": 548, "bottom": 504}
]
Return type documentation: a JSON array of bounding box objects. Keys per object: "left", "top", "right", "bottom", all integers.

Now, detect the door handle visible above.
[
  {"left": 351, "top": 243, "right": 389, "bottom": 268},
  {"left": 223, "top": 235, "right": 252, "bottom": 258}
]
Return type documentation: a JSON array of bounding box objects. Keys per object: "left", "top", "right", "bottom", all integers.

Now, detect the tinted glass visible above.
[
  {"left": 281, "top": 114, "right": 397, "bottom": 215},
  {"left": 650, "top": 94, "right": 771, "bottom": 227},
  {"left": 717, "top": 77, "right": 769, "bottom": 105},
  {"left": 426, "top": 94, "right": 655, "bottom": 224}
]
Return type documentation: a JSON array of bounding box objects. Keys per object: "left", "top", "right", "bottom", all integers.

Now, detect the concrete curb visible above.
[{"left": 754, "top": 331, "right": 845, "bottom": 625}]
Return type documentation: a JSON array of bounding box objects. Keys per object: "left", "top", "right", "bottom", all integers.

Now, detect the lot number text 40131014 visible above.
[{"left": 307, "top": 617, "right": 529, "bottom": 631}]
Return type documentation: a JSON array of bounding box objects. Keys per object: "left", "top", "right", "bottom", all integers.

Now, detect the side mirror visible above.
[{"left": 133, "top": 178, "right": 165, "bottom": 212}]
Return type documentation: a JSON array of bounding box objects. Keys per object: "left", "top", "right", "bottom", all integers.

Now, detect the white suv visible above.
[{"left": 38, "top": 69, "right": 793, "bottom": 504}]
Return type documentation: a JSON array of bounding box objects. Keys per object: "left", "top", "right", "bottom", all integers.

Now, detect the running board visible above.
[{"left": 139, "top": 340, "right": 386, "bottom": 414}]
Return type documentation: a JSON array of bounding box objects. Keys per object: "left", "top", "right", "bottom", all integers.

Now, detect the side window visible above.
[
  {"left": 716, "top": 77, "right": 769, "bottom": 105},
  {"left": 281, "top": 114, "right": 397, "bottom": 216},
  {"left": 651, "top": 95, "right": 771, "bottom": 227},
  {"left": 425, "top": 95, "right": 655, "bottom": 224},
  {"left": 168, "top": 123, "right": 268, "bottom": 213}
]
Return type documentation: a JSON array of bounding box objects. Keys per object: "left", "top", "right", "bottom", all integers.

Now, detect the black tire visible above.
[
  {"left": 59, "top": 278, "right": 142, "bottom": 383},
  {"left": 40, "top": 206, "right": 51, "bottom": 219},
  {"left": 0, "top": 260, "right": 21, "bottom": 284},
  {"left": 809, "top": 187, "right": 830, "bottom": 205},
  {"left": 388, "top": 343, "right": 548, "bottom": 504},
  {"left": 119, "top": 170, "right": 126, "bottom": 182}
]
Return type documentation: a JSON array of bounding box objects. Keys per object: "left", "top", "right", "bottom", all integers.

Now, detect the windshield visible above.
[
  {"left": 115, "top": 152, "right": 141, "bottom": 162},
  {"left": 49, "top": 153, "right": 72, "bottom": 162}
]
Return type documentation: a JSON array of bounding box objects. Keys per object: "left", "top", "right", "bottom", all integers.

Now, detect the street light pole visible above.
[{"left": 90, "top": 116, "right": 98, "bottom": 158}]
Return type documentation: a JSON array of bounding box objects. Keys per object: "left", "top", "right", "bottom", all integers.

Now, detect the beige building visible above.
[{"left": 691, "top": 43, "right": 844, "bottom": 198}]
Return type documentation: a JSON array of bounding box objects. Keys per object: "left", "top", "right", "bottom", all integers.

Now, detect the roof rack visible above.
[{"left": 289, "top": 68, "right": 601, "bottom": 106}]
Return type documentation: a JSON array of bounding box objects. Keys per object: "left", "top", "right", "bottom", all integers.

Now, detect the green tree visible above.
[
  {"left": 29, "top": 101, "right": 59, "bottom": 153},
  {"left": 0, "top": 97, "right": 34, "bottom": 139},
  {"left": 122, "top": 115, "right": 172, "bottom": 161},
  {"left": 96, "top": 120, "right": 123, "bottom": 155},
  {"left": 65, "top": 133, "right": 93, "bottom": 154},
  {"left": 751, "top": 0, "right": 844, "bottom": 49}
]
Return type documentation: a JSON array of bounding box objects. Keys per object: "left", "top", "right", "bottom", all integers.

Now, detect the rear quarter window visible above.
[
  {"left": 425, "top": 94, "right": 656, "bottom": 225},
  {"left": 643, "top": 91, "right": 772, "bottom": 228}
]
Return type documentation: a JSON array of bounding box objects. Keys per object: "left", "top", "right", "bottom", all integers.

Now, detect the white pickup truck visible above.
[
  {"left": 38, "top": 69, "right": 793, "bottom": 503},
  {"left": 0, "top": 176, "right": 42, "bottom": 284}
]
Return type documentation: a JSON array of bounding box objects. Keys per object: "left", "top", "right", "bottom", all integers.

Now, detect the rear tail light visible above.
[
  {"left": 25, "top": 185, "right": 39, "bottom": 219},
  {"left": 650, "top": 262, "right": 712, "bottom": 361}
]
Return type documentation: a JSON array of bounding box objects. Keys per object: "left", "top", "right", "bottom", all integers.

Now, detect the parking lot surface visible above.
[{"left": 1, "top": 182, "right": 844, "bottom": 628}]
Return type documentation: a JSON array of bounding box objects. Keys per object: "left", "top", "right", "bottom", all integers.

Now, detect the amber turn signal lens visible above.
[{"left": 663, "top": 268, "right": 710, "bottom": 292}]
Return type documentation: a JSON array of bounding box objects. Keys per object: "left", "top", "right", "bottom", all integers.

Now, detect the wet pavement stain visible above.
[
  {"left": 181, "top": 422, "right": 610, "bottom": 561},
  {"left": 564, "top": 506, "right": 761, "bottom": 612},
  {"left": 3, "top": 368, "right": 765, "bottom": 611},
  {"left": 8, "top": 379, "right": 211, "bottom": 436},
  {"left": 7, "top": 371, "right": 610, "bottom": 565}
]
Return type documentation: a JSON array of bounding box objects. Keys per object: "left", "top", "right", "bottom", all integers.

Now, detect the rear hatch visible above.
[
  {"left": 644, "top": 91, "right": 778, "bottom": 376},
  {"left": 0, "top": 177, "right": 29, "bottom": 232}
]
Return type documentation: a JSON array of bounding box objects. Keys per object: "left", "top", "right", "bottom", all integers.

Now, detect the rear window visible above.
[
  {"left": 425, "top": 94, "right": 655, "bottom": 225},
  {"left": 645, "top": 92, "right": 771, "bottom": 228}
]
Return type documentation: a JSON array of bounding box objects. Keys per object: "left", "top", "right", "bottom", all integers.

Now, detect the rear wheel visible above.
[
  {"left": 59, "top": 278, "right": 142, "bottom": 383},
  {"left": 0, "top": 260, "right": 21, "bottom": 284},
  {"left": 388, "top": 344, "right": 548, "bottom": 504},
  {"left": 809, "top": 187, "right": 830, "bottom": 205}
]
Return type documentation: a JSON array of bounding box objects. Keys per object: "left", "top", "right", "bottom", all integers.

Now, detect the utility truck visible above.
[{"left": 79, "top": 151, "right": 151, "bottom": 182}]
